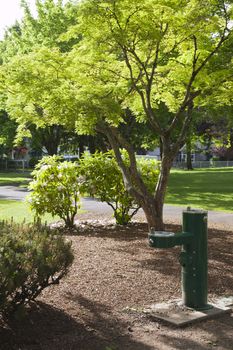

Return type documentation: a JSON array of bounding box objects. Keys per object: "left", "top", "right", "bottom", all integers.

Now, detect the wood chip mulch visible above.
[{"left": 0, "top": 213, "right": 233, "bottom": 350}]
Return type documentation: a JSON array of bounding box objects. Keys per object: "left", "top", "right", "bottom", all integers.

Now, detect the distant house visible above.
[
  {"left": 145, "top": 142, "right": 212, "bottom": 163},
  {"left": 12, "top": 146, "right": 29, "bottom": 161}
]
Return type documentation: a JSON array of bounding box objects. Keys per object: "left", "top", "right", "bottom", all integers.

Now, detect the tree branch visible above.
[
  {"left": 165, "top": 26, "right": 231, "bottom": 136},
  {"left": 172, "top": 101, "right": 194, "bottom": 156}
]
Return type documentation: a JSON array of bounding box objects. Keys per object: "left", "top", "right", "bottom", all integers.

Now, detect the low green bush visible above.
[
  {"left": 0, "top": 220, "right": 73, "bottom": 317},
  {"left": 28, "top": 156, "right": 81, "bottom": 228},
  {"left": 78, "top": 151, "right": 134, "bottom": 225},
  {"left": 78, "top": 151, "right": 159, "bottom": 225}
]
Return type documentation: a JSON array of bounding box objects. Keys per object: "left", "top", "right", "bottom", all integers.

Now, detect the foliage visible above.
[
  {"left": 0, "top": 0, "right": 79, "bottom": 61},
  {"left": 1, "top": 48, "right": 76, "bottom": 130},
  {"left": 136, "top": 156, "right": 160, "bottom": 194},
  {"left": 0, "top": 220, "right": 73, "bottom": 317},
  {"left": 28, "top": 156, "right": 81, "bottom": 228},
  {"left": 0, "top": 111, "right": 17, "bottom": 157},
  {"left": 78, "top": 151, "right": 159, "bottom": 225},
  {"left": 68, "top": 0, "right": 233, "bottom": 131},
  {"left": 119, "top": 110, "right": 159, "bottom": 154},
  {"left": 78, "top": 151, "right": 136, "bottom": 225}
]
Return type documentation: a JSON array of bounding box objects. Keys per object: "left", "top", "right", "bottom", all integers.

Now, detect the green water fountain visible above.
[{"left": 148, "top": 209, "right": 212, "bottom": 310}]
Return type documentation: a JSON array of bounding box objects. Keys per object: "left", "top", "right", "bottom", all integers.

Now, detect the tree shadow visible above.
[
  {"left": 73, "top": 221, "right": 233, "bottom": 293},
  {"left": 0, "top": 299, "right": 155, "bottom": 350}
]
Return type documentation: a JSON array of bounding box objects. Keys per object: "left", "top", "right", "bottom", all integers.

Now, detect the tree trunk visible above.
[
  {"left": 141, "top": 197, "right": 164, "bottom": 231},
  {"left": 100, "top": 124, "right": 174, "bottom": 231},
  {"left": 44, "top": 142, "right": 59, "bottom": 155},
  {"left": 79, "top": 142, "right": 85, "bottom": 157},
  {"left": 186, "top": 137, "right": 193, "bottom": 170},
  {"left": 88, "top": 136, "right": 96, "bottom": 154},
  {"left": 41, "top": 125, "right": 61, "bottom": 155},
  {"left": 152, "top": 154, "right": 173, "bottom": 230},
  {"left": 137, "top": 154, "right": 173, "bottom": 231},
  {"left": 159, "top": 137, "right": 163, "bottom": 160}
]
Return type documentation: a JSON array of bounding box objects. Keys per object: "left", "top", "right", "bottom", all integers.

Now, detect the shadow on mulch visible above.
[
  {"left": 0, "top": 299, "right": 154, "bottom": 350},
  {"left": 1, "top": 220, "right": 233, "bottom": 350}
]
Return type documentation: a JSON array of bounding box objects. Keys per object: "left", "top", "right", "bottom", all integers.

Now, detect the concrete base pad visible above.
[{"left": 141, "top": 297, "right": 233, "bottom": 327}]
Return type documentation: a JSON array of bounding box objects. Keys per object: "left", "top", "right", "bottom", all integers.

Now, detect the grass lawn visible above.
[
  {"left": 0, "top": 171, "right": 32, "bottom": 186},
  {"left": 166, "top": 167, "right": 233, "bottom": 212},
  {"left": 0, "top": 199, "right": 59, "bottom": 224}
]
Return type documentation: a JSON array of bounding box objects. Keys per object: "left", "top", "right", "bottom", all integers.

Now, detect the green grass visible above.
[
  {"left": 166, "top": 167, "right": 233, "bottom": 212},
  {"left": 0, "top": 171, "right": 31, "bottom": 186},
  {"left": 0, "top": 199, "right": 59, "bottom": 224}
]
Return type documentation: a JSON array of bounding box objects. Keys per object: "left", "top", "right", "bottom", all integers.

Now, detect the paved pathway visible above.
[
  {"left": 0, "top": 186, "right": 232, "bottom": 230},
  {"left": 82, "top": 197, "right": 233, "bottom": 229},
  {"left": 0, "top": 186, "right": 29, "bottom": 200}
]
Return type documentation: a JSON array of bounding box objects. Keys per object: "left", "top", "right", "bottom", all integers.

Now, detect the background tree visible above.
[
  {"left": 0, "top": 0, "right": 79, "bottom": 61},
  {"left": 0, "top": 111, "right": 17, "bottom": 158},
  {"left": 0, "top": 0, "right": 87, "bottom": 156},
  {"left": 0, "top": 1, "right": 110, "bottom": 158},
  {"left": 0, "top": 48, "right": 77, "bottom": 149},
  {"left": 194, "top": 105, "right": 233, "bottom": 161}
]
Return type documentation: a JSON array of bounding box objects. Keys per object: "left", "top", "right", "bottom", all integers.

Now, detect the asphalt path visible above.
[
  {"left": 81, "top": 197, "right": 233, "bottom": 229},
  {"left": 0, "top": 185, "right": 232, "bottom": 230}
]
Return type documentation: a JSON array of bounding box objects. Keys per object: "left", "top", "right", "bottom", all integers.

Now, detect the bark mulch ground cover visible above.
[{"left": 0, "top": 212, "right": 233, "bottom": 350}]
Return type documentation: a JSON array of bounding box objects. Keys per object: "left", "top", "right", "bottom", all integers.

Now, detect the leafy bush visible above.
[
  {"left": 28, "top": 156, "right": 81, "bottom": 228},
  {"left": 78, "top": 151, "right": 159, "bottom": 225},
  {"left": 0, "top": 221, "right": 73, "bottom": 317},
  {"left": 136, "top": 156, "right": 160, "bottom": 194}
]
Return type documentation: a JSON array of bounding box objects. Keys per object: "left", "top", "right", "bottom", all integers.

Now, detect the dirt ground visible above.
[{"left": 0, "top": 212, "right": 233, "bottom": 350}]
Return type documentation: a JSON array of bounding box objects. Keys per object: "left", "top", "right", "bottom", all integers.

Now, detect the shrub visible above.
[
  {"left": 28, "top": 156, "right": 81, "bottom": 228},
  {"left": 78, "top": 151, "right": 159, "bottom": 225},
  {"left": 136, "top": 156, "right": 160, "bottom": 194},
  {"left": 0, "top": 220, "right": 73, "bottom": 317}
]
